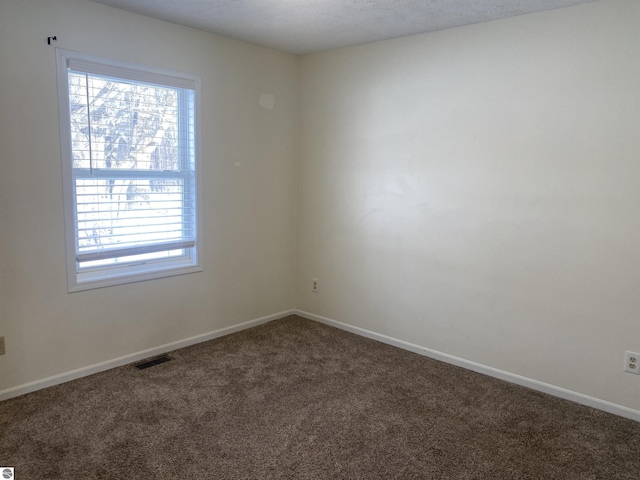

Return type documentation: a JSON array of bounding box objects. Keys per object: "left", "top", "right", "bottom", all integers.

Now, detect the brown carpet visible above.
[{"left": 1, "top": 315, "right": 639, "bottom": 479}]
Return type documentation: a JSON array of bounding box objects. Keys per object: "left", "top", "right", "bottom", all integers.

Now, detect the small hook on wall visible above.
[{"left": 47, "top": 36, "right": 57, "bottom": 45}]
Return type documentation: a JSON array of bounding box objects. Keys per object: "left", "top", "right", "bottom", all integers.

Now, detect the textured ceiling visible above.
[{"left": 88, "top": 0, "right": 600, "bottom": 54}]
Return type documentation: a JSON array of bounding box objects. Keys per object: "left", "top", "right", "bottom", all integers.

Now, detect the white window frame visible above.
[{"left": 56, "top": 49, "right": 203, "bottom": 292}]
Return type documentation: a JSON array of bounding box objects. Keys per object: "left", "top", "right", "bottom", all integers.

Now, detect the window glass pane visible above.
[
  {"left": 68, "top": 72, "right": 183, "bottom": 172},
  {"left": 75, "top": 178, "right": 190, "bottom": 253}
]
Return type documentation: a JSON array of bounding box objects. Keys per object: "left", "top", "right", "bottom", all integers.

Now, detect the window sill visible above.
[{"left": 69, "top": 262, "right": 203, "bottom": 293}]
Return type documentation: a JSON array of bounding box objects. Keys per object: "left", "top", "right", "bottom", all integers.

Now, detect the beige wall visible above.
[
  {"left": 297, "top": 0, "right": 640, "bottom": 410},
  {"left": 0, "top": 0, "right": 298, "bottom": 390}
]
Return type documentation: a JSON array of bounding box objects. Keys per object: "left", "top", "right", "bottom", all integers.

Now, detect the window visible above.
[{"left": 56, "top": 50, "right": 202, "bottom": 291}]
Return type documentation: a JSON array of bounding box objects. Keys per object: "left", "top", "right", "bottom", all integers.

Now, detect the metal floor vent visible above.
[{"left": 135, "top": 355, "right": 173, "bottom": 370}]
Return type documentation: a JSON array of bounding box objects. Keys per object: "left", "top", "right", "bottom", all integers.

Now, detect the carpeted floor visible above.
[{"left": 1, "top": 315, "right": 639, "bottom": 479}]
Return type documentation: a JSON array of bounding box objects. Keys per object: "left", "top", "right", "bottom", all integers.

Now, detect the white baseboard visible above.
[
  {"left": 296, "top": 309, "right": 640, "bottom": 423},
  {"left": 0, "top": 309, "right": 295, "bottom": 402},
  {"left": 4, "top": 308, "right": 638, "bottom": 423}
]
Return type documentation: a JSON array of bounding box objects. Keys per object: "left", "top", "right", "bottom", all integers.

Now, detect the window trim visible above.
[{"left": 56, "top": 49, "right": 203, "bottom": 292}]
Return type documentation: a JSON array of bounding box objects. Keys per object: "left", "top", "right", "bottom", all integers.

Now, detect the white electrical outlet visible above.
[
  {"left": 624, "top": 351, "right": 639, "bottom": 375},
  {"left": 312, "top": 278, "right": 319, "bottom": 294}
]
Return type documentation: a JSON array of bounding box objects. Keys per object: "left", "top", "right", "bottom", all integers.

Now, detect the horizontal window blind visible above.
[
  {"left": 76, "top": 240, "right": 195, "bottom": 263},
  {"left": 67, "top": 58, "right": 196, "bottom": 90},
  {"left": 67, "top": 64, "right": 197, "bottom": 269}
]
